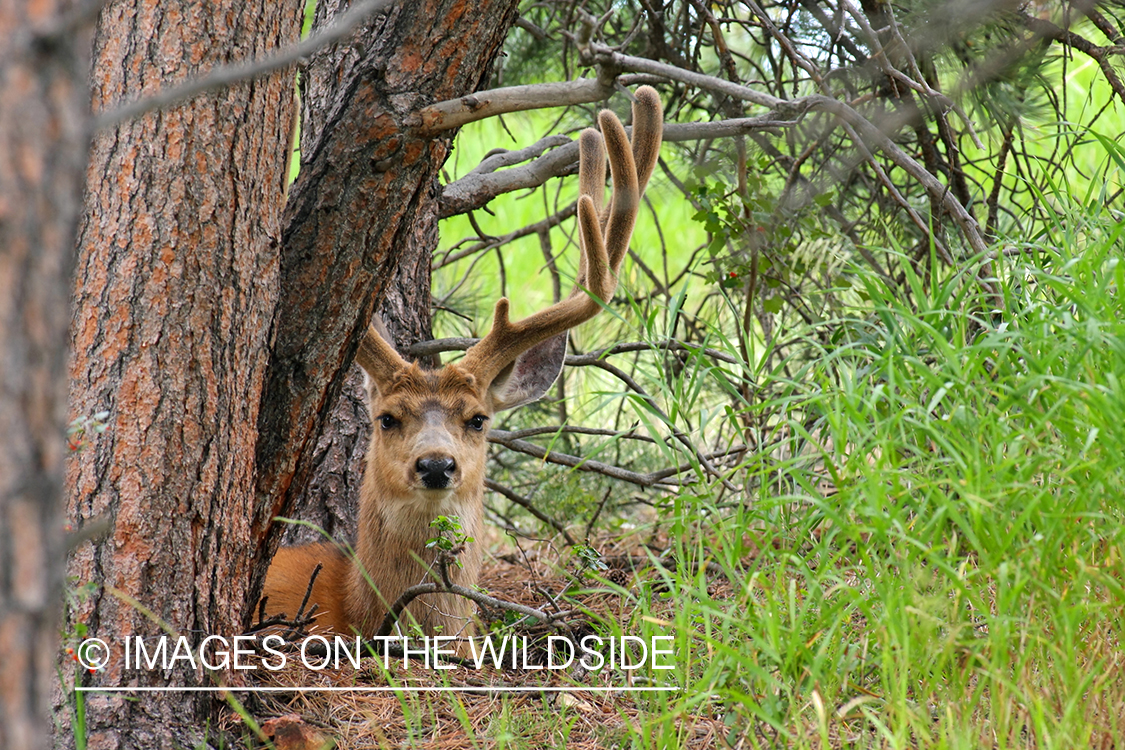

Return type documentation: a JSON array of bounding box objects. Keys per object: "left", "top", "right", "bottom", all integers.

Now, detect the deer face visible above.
[{"left": 363, "top": 363, "right": 492, "bottom": 509}]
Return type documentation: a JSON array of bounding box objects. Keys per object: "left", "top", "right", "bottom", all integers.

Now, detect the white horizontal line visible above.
[{"left": 77, "top": 686, "right": 680, "bottom": 693}]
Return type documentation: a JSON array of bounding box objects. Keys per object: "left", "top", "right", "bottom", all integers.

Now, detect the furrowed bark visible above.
[{"left": 63, "top": 1, "right": 302, "bottom": 746}]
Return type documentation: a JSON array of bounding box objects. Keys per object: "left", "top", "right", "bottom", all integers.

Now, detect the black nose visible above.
[{"left": 416, "top": 456, "right": 456, "bottom": 489}]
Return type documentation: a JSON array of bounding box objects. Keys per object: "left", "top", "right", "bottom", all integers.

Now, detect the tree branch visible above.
[
  {"left": 435, "top": 203, "right": 577, "bottom": 269},
  {"left": 586, "top": 43, "right": 784, "bottom": 109},
  {"left": 372, "top": 552, "right": 572, "bottom": 638},
  {"left": 440, "top": 113, "right": 799, "bottom": 217},
  {"left": 487, "top": 429, "right": 687, "bottom": 488},
  {"left": 94, "top": 0, "right": 398, "bottom": 129},
  {"left": 416, "top": 77, "right": 614, "bottom": 133},
  {"left": 408, "top": 337, "right": 742, "bottom": 366},
  {"left": 1016, "top": 12, "right": 1125, "bottom": 104},
  {"left": 574, "top": 41, "right": 1000, "bottom": 290},
  {"left": 484, "top": 479, "right": 576, "bottom": 544}
]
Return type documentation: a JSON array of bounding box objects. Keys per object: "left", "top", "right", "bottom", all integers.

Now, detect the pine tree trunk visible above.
[
  {"left": 0, "top": 5, "right": 89, "bottom": 749},
  {"left": 62, "top": 2, "right": 302, "bottom": 747},
  {"left": 278, "top": 0, "right": 451, "bottom": 546},
  {"left": 254, "top": 0, "right": 519, "bottom": 568}
]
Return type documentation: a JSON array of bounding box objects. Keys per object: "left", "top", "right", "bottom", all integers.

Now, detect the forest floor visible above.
[{"left": 240, "top": 533, "right": 736, "bottom": 749}]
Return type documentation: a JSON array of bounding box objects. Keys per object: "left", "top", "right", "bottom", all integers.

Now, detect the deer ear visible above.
[
  {"left": 356, "top": 313, "right": 407, "bottom": 397},
  {"left": 487, "top": 331, "right": 568, "bottom": 412}
]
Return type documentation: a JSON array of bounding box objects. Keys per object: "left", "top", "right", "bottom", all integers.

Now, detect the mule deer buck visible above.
[{"left": 261, "top": 86, "right": 663, "bottom": 643}]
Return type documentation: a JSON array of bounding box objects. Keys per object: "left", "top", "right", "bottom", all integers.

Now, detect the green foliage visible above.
[
  {"left": 426, "top": 5, "right": 1125, "bottom": 745},
  {"left": 427, "top": 515, "right": 475, "bottom": 568},
  {"left": 459, "top": 155, "right": 1124, "bottom": 747},
  {"left": 572, "top": 543, "right": 609, "bottom": 577}
]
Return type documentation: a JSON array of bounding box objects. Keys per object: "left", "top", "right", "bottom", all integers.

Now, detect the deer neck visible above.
[{"left": 346, "top": 455, "right": 484, "bottom": 636}]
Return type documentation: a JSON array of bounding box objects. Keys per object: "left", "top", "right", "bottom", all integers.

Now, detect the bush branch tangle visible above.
[
  {"left": 436, "top": 0, "right": 1120, "bottom": 293},
  {"left": 419, "top": 0, "right": 1125, "bottom": 549}
]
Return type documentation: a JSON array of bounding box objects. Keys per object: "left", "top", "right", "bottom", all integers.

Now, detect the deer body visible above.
[{"left": 261, "top": 87, "right": 663, "bottom": 642}]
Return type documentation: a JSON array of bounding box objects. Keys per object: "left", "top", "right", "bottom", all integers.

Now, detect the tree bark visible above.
[
  {"left": 63, "top": 1, "right": 301, "bottom": 747},
  {"left": 0, "top": 6, "right": 90, "bottom": 750},
  {"left": 254, "top": 0, "right": 519, "bottom": 568},
  {"left": 280, "top": 0, "right": 448, "bottom": 547}
]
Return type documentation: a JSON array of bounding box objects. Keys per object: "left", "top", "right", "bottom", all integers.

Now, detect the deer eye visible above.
[
  {"left": 378, "top": 414, "right": 399, "bottom": 430},
  {"left": 466, "top": 415, "right": 488, "bottom": 432}
]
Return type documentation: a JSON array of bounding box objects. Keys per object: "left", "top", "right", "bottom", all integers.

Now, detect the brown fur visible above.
[
  {"left": 260, "top": 87, "right": 664, "bottom": 645},
  {"left": 262, "top": 543, "right": 351, "bottom": 634},
  {"left": 346, "top": 363, "right": 488, "bottom": 638},
  {"left": 260, "top": 365, "right": 488, "bottom": 640}
]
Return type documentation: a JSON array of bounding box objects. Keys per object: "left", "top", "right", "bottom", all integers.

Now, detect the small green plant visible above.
[
  {"left": 426, "top": 515, "right": 473, "bottom": 568},
  {"left": 572, "top": 543, "right": 608, "bottom": 578}
]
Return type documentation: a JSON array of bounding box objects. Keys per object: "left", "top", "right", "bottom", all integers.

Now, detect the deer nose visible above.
[{"left": 415, "top": 456, "right": 456, "bottom": 489}]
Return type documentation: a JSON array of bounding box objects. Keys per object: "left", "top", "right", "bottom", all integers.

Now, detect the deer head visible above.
[{"left": 354, "top": 85, "right": 662, "bottom": 507}]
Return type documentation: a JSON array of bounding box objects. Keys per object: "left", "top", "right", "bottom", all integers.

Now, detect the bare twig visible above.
[
  {"left": 436, "top": 203, "right": 577, "bottom": 269},
  {"left": 440, "top": 114, "right": 800, "bottom": 217},
  {"left": 372, "top": 551, "right": 572, "bottom": 637},
  {"left": 585, "top": 43, "right": 784, "bottom": 109},
  {"left": 496, "top": 424, "right": 655, "bottom": 443},
  {"left": 246, "top": 564, "right": 323, "bottom": 638},
  {"left": 469, "top": 135, "right": 572, "bottom": 176},
  {"left": 65, "top": 515, "right": 112, "bottom": 551},
  {"left": 407, "top": 337, "right": 742, "bottom": 365},
  {"left": 484, "top": 479, "right": 576, "bottom": 545},
  {"left": 487, "top": 429, "right": 687, "bottom": 488},
  {"left": 1016, "top": 12, "right": 1125, "bottom": 104}
]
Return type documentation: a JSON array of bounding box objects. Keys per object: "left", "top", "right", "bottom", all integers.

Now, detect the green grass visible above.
[
  {"left": 418, "top": 73, "right": 1125, "bottom": 746},
  {"left": 584, "top": 200, "right": 1125, "bottom": 748}
]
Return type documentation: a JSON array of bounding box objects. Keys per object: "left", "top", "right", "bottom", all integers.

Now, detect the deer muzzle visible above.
[{"left": 415, "top": 455, "right": 457, "bottom": 490}]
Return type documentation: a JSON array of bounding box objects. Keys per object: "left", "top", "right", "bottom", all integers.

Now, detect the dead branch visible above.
[
  {"left": 416, "top": 77, "right": 615, "bottom": 133},
  {"left": 484, "top": 479, "right": 576, "bottom": 545},
  {"left": 487, "top": 429, "right": 687, "bottom": 488},
  {"left": 246, "top": 563, "right": 323, "bottom": 638},
  {"left": 496, "top": 424, "right": 656, "bottom": 443},
  {"left": 1016, "top": 12, "right": 1125, "bottom": 104},
  {"left": 407, "top": 337, "right": 742, "bottom": 365},
  {"left": 436, "top": 203, "right": 577, "bottom": 269},
  {"left": 372, "top": 550, "right": 573, "bottom": 638}
]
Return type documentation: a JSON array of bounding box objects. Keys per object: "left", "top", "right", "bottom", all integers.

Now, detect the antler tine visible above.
[
  {"left": 597, "top": 109, "right": 639, "bottom": 274},
  {"left": 596, "top": 86, "right": 664, "bottom": 238},
  {"left": 573, "top": 127, "right": 606, "bottom": 296},
  {"left": 631, "top": 86, "right": 664, "bottom": 196},
  {"left": 460, "top": 87, "right": 662, "bottom": 390},
  {"left": 578, "top": 127, "right": 606, "bottom": 223}
]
